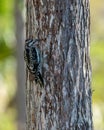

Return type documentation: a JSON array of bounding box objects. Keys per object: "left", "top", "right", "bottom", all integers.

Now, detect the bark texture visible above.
[{"left": 26, "top": 0, "right": 93, "bottom": 130}]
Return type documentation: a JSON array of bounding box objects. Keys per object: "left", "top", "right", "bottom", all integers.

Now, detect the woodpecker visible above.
[{"left": 24, "top": 38, "right": 44, "bottom": 87}]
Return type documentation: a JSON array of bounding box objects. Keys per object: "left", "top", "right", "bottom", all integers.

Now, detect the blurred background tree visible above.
[
  {"left": 14, "top": 0, "right": 25, "bottom": 130},
  {"left": 0, "top": 0, "right": 104, "bottom": 130},
  {"left": 0, "top": 0, "right": 25, "bottom": 130}
]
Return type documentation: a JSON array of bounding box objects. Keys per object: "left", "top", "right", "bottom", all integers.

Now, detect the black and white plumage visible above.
[{"left": 24, "top": 39, "right": 44, "bottom": 87}]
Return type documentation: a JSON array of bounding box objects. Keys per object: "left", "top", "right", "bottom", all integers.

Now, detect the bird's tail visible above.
[{"left": 35, "top": 72, "right": 44, "bottom": 87}]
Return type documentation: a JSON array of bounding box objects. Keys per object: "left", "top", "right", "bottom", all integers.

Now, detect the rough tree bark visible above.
[{"left": 25, "top": 0, "right": 93, "bottom": 130}]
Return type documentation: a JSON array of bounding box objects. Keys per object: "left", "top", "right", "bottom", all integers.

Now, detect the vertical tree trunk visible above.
[
  {"left": 15, "top": 0, "right": 25, "bottom": 130},
  {"left": 25, "top": 0, "right": 93, "bottom": 130}
]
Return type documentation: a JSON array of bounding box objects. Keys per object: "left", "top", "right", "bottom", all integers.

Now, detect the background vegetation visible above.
[{"left": 0, "top": 0, "right": 104, "bottom": 129}]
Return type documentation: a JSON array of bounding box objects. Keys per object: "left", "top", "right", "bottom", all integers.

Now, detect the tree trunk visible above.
[
  {"left": 25, "top": 0, "right": 93, "bottom": 130},
  {"left": 15, "top": 0, "right": 25, "bottom": 130}
]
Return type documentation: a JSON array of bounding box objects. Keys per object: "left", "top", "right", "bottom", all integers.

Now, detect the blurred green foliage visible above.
[
  {"left": 91, "top": 43, "right": 104, "bottom": 102},
  {"left": 0, "top": 0, "right": 16, "bottom": 130},
  {"left": 0, "top": 39, "right": 14, "bottom": 61},
  {"left": 0, "top": 0, "right": 14, "bottom": 36},
  {"left": 0, "top": 0, "right": 15, "bottom": 62},
  {"left": 90, "top": 0, "right": 104, "bottom": 129},
  {"left": 0, "top": 109, "right": 16, "bottom": 130}
]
